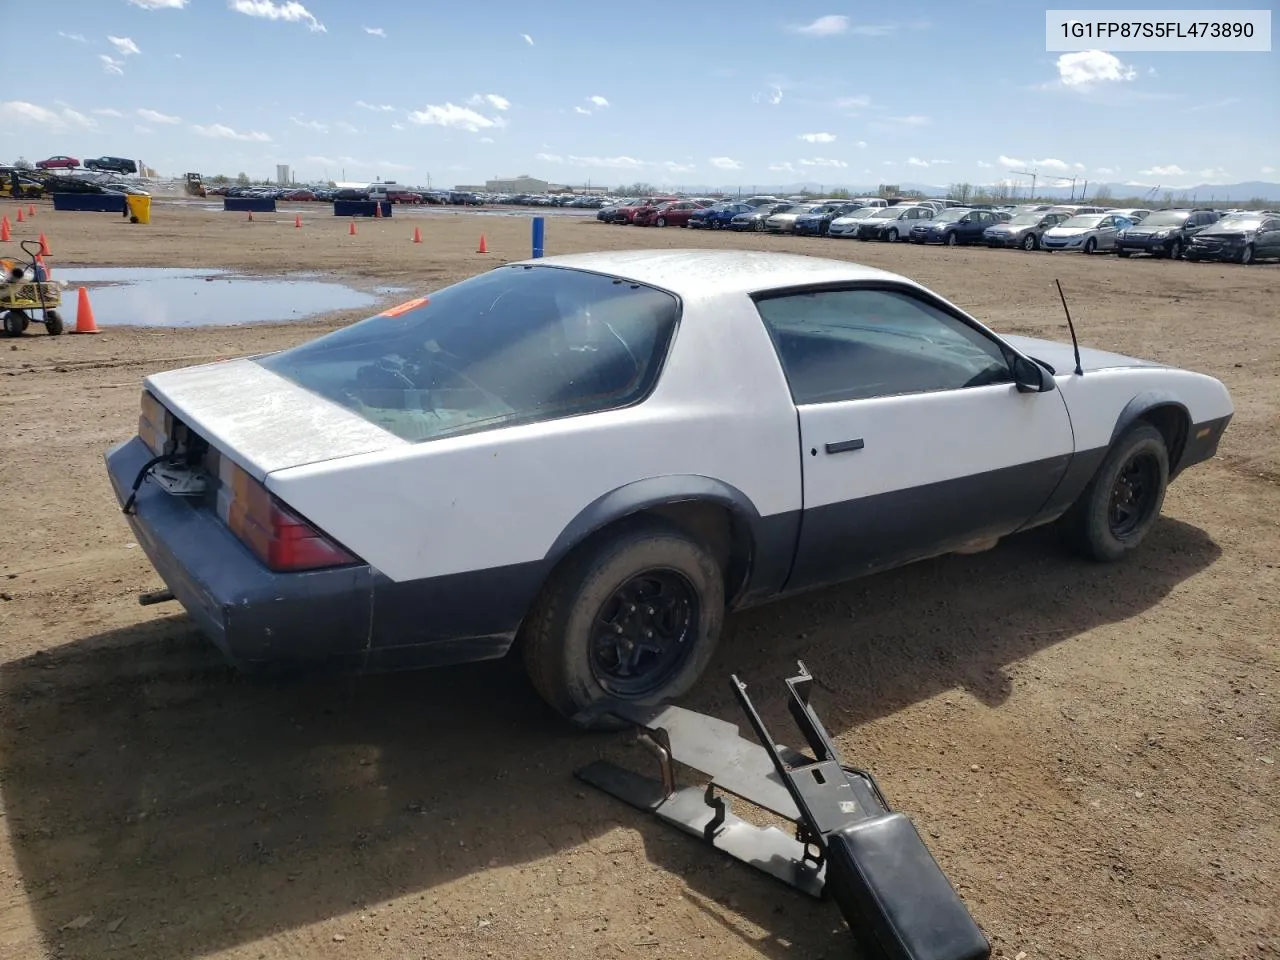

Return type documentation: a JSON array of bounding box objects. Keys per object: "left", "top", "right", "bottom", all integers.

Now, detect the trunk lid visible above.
[{"left": 143, "top": 357, "right": 408, "bottom": 481}]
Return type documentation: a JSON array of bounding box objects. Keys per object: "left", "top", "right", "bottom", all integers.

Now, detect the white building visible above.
[{"left": 276, "top": 164, "right": 291, "bottom": 186}]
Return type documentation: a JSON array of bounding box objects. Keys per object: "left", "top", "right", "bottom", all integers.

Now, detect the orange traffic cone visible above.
[
  {"left": 35, "top": 254, "right": 52, "bottom": 279},
  {"left": 348, "top": 221, "right": 357, "bottom": 236},
  {"left": 73, "top": 287, "right": 100, "bottom": 334},
  {"left": 477, "top": 234, "right": 488, "bottom": 254},
  {"left": 38, "top": 233, "right": 50, "bottom": 256},
  {"left": 16, "top": 208, "right": 24, "bottom": 223},
  {"left": 27, "top": 204, "right": 35, "bottom": 217},
  {"left": 412, "top": 226, "right": 422, "bottom": 244},
  {"left": 0, "top": 216, "right": 9, "bottom": 242},
  {"left": 374, "top": 202, "right": 383, "bottom": 219},
  {"left": 294, "top": 214, "right": 302, "bottom": 228}
]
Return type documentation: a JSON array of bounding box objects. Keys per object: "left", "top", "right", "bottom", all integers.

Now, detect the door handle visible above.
[{"left": 825, "top": 438, "right": 865, "bottom": 454}]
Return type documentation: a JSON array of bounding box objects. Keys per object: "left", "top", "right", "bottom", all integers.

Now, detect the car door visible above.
[
  {"left": 753, "top": 285, "right": 1075, "bottom": 593},
  {"left": 1095, "top": 215, "right": 1119, "bottom": 249},
  {"left": 1258, "top": 217, "right": 1280, "bottom": 257},
  {"left": 958, "top": 212, "right": 985, "bottom": 242}
]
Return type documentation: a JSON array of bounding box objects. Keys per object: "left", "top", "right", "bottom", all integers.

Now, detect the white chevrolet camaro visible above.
[{"left": 106, "top": 250, "right": 1233, "bottom": 725}]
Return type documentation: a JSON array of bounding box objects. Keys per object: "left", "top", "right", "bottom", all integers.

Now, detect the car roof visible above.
[{"left": 513, "top": 249, "right": 908, "bottom": 298}]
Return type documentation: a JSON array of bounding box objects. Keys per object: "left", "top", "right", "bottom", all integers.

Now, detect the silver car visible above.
[{"left": 1040, "top": 213, "right": 1134, "bottom": 253}]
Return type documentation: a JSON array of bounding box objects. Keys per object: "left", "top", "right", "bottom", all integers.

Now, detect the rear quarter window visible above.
[{"left": 256, "top": 266, "right": 680, "bottom": 442}]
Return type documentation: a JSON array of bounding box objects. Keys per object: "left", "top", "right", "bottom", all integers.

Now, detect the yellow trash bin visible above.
[{"left": 127, "top": 194, "right": 152, "bottom": 224}]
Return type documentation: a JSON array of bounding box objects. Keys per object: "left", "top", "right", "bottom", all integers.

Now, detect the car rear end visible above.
[{"left": 104, "top": 365, "right": 401, "bottom": 668}]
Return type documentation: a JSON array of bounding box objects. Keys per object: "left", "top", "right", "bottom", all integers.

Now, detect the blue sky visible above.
[{"left": 3, "top": 0, "right": 1277, "bottom": 190}]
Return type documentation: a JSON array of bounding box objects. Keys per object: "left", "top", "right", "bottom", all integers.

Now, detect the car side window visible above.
[{"left": 754, "top": 288, "right": 1015, "bottom": 405}]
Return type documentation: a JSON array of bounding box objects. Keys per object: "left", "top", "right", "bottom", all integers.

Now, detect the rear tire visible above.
[
  {"left": 1058, "top": 422, "right": 1169, "bottom": 562},
  {"left": 521, "top": 519, "right": 724, "bottom": 728},
  {"left": 3, "top": 311, "right": 28, "bottom": 337},
  {"left": 1084, "top": 238, "right": 1097, "bottom": 255},
  {"left": 946, "top": 232, "right": 958, "bottom": 246},
  {"left": 1239, "top": 244, "right": 1254, "bottom": 265},
  {"left": 44, "top": 310, "right": 64, "bottom": 335},
  {"left": 1022, "top": 233, "right": 1037, "bottom": 251},
  {"left": 885, "top": 228, "right": 898, "bottom": 242}
]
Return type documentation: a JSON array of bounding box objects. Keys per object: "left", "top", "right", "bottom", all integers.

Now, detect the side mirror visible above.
[{"left": 1013, "top": 355, "right": 1056, "bottom": 393}]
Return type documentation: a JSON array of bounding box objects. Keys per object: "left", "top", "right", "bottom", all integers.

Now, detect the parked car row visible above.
[
  {"left": 598, "top": 195, "right": 1279, "bottom": 265},
  {"left": 31, "top": 155, "right": 139, "bottom": 174}
]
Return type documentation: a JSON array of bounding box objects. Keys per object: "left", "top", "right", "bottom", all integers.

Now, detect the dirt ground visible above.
[{"left": 0, "top": 201, "right": 1277, "bottom": 960}]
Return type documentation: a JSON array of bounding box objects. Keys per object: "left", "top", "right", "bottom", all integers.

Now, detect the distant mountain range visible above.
[{"left": 667, "top": 180, "right": 1280, "bottom": 203}]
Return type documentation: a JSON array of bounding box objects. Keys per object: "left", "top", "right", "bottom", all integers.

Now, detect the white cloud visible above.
[
  {"left": 134, "top": 125, "right": 153, "bottom": 134},
  {"left": 522, "top": 33, "right": 534, "bottom": 45},
  {"left": 1, "top": 100, "right": 96, "bottom": 129},
  {"left": 304, "top": 154, "right": 411, "bottom": 172},
  {"left": 93, "top": 107, "right": 124, "bottom": 117},
  {"left": 663, "top": 161, "right": 696, "bottom": 173},
  {"left": 356, "top": 100, "right": 395, "bottom": 112},
  {"left": 479, "top": 136, "right": 493, "bottom": 143},
  {"left": 535, "top": 152, "right": 563, "bottom": 163},
  {"left": 407, "top": 103, "right": 502, "bottom": 132},
  {"left": 128, "top": 0, "right": 187, "bottom": 7},
  {"left": 907, "top": 157, "right": 930, "bottom": 167},
  {"left": 58, "top": 31, "right": 87, "bottom": 42},
  {"left": 1094, "top": 167, "right": 1118, "bottom": 176},
  {"left": 588, "top": 95, "right": 609, "bottom": 108},
  {"left": 1137, "top": 164, "right": 1186, "bottom": 177},
  {"left": 574, "top": 106, "right": 591, "bottom": 115},
  {"left": 191, "top": 122, "right": 272, "bottom": 141},
  {"left": 856, "top": 140, "right": 867, "bottom": 149},
  {"left": 467, "top": 93, "right": 511, "bottom": 111},
  {"left": 334, "top": 120, "right": 357, "bottom": 133},
  {"left": 1263, "top": 166, "right": 1275, "bottom": 175},
  {"left": 976, "top": 160, "right": 993, "bottom": 168},
  {"left": 100, "top": 55, "right": 125, "bottom": 75},
  {"left": 566, "top": 155, "right": 646, "bottom": 169},
  {"left": 800, "top": 132, "right": 836, "bottom": 144},
  {"left": 363, "top": 26, "right": 385, "bottom": 37},
  {"left": 768, "top": 162, "right": 796, "bottom": 173},
  {"left": 1054, "top": 50, "right": 1136, "bottom": 87},
  {"left": 1198, "top": 167, "right": 1231, "bottom": 181},
  {"left": 709, "top": 157, "right": 743, "bottom": 170},
  {"left": 108, "top": 36, "right": 141, "bottom": 56},
  {"left": 835, "top": 95, "right": 872, "bottom": 110},
  {"left": 390, "top": 122, "right": 405, "bottom": 131},
  {"left": 752, "top": 86, "right": 784, "bottom": 106},
  {"left": 228, "top": 0, "right": 325, "bottom": 33},
  {"left": 799, "top": 157, "right": 848, "bottom": 168},
  {"left": 795, "top": 15, "right": 848, "bottom": 36},
  {"left": 998, "top": 155, "right": 1027, "bottom": 168},
  {"left": 172, "top": 53, "right": 182, "bottom": 58},
  {"left": 291, "top": 116, "right": 328, "bottom": 132},
  {"left": 886, "top": 114, "right": 930, "bottom": 126},
  {"left": 137, "top": 108, "right": 181, "bottom": 124},
  {"left": 1034, "top": 157, "right": 1071, "bottom": 172}
]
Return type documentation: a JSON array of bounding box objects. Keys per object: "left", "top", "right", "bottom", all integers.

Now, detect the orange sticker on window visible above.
[{"left": 379, "top": 296, "right": 429, "bottom": 318}]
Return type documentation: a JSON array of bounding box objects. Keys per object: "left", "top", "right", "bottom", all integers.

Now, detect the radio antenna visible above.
[{"left": 1054, "top": 279, "right": 1084, "bottom": 376}]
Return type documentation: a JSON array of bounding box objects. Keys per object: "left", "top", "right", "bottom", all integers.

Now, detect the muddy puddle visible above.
[{"left": 47, "top": 268, "right": 406, "bottom": 327}]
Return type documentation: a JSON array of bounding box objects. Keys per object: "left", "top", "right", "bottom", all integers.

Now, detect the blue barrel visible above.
[
  {"left": 52, "top": 193, "right": 128, "bottom": 213},
  {"left": 334, "top": 200, "right": 392, "bottom": 218}
]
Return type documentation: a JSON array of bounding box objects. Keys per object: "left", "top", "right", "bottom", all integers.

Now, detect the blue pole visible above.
[{"left": 531, "top": 216, "right": 545, "bottom": 258}]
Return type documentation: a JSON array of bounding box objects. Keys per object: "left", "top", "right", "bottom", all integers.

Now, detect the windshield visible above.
[
  {"left": 931, "top": 209, "right": 969, "bottom": 223},
  {"left": 1141, "top": 211, "right": 1191, "bottom": 227},
  {"left": 1061, "top": 215, "right": 1106, "bottom": 228},
  {"left": 868, "top": 208, "right": 901, "bottom": 219},
  {"left": 1007, "top": 213, "right": 1042, "bottom": 226},
  {"left": 1213, "top": 216, "right": 1261, "bottom": 230},
  {"left": 837, "top": 207, "right": 877, "bottom": 220},
  {"left": 257, "top": 266, "right": 679, "bottom": 443}
]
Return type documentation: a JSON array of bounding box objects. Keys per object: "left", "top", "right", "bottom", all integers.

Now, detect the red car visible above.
[
  {"left": 388, "top": 191, "right": 423, "bottom": 204},
  {"left": 611, "top": 196, "right": 677, "bottom": 224},
  {"left": 634, "top": 199, "right": 709, "bottom": 227},
  {"left": 35, "top": 155, "right": 80, "bottom": 170}
]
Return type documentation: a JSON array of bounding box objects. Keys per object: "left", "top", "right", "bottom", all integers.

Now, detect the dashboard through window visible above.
[{"left": 754, "top": 288, "right": 1014, "bottom": 405}]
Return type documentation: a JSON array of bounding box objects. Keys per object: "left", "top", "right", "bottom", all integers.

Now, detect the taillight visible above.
[
  {"left": 138, "top": 390, "right": 170, "bottom": 455},
  {"left": 217, "top": 458, "right": 359, "bottom": 572}
]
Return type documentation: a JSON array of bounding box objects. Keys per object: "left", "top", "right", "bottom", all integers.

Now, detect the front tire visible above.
[
  {"left": 1240, "top": 244, "right": 1254, "bottom": 265},
  {"left": 945, "top": 231, "right": 958, "bottom": 246},
  {"left": 521, "top": 519, "right": 724, "bottom": 727},
  {"left": 655, "top": 216, "right": 667, "bottom": 227},
  {"left": 885, "top": 228, "right": 898, "bottom": 242},
  {"left": 1084, "top": 238, "right": 1097, "bottom": 255},
  {"left": 1022, "top": 233, "right": 1038, "bottom": 251},
  {"left": 44, "top": 310, "right": 64, "bottom": 335},
  {"left": 1059, "top": 422, "right": 1169, "bottom": 562}
]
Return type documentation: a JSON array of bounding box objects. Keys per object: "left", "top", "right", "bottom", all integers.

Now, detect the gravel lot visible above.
[{"left": 0, "top": 201, "right": 1276, "bottom": 960}]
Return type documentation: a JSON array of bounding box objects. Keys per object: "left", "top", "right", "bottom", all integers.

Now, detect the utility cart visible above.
[{"left": 1, "top": 239, "right": 65, "bottom": 336}]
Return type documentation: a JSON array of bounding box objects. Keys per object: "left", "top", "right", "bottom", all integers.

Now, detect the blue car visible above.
[
  {"left": 793, "top": 202, "right": 863, "bottom": 237},
  {"left": 688, "top": 201, "right": 755, "bottom": 230}
]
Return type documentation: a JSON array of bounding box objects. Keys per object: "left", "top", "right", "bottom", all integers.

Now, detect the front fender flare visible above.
[{"left": 1110, "top": 391, "right": 1191, "bottom": 466}]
